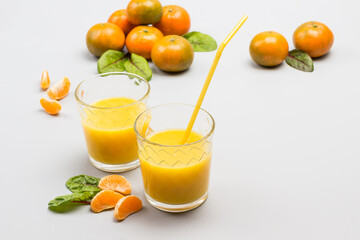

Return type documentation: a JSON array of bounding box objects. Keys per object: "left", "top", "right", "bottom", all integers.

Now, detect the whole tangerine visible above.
[
  {"left": 86, "top": 23, "right": 125, "bottom": 57},
  {"left": 126, "top": 0, "right": 163, "bottom": 25},
  {"left": 151, "top": 35, "right": 194, "bottom": 72},
  {"left": 126, "top": 26, "right": 164, "bottom": 59},
  {"left": 249, "top": 31, "right": 289, "bottom": 67},
  {"left": 108, "top": 9, "right": 137, "bottom": 36},
  {"left": 153, "top": 5, "right": 191, "bottom": 36},
  {"left": 293, "top": 21, "right": 334, "bottom": 58}
]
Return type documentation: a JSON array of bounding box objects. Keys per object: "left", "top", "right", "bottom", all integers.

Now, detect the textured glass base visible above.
[
  {"left": 89, "top": 156, "right": 139, "bottom": 172},
  {"left": 145, "top": 192, "right": 208, "bottom": 213}
]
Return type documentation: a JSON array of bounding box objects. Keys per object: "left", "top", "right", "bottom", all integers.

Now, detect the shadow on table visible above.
[
  {"left": 82, "top": 50, "right": 98, "bottom": 62},
  {"left": 149, "top": 61, "right": 192, "bottom": 78},
  {"left": 312, "top": 51, "right": 332, "bottom": 62},
  {"left": 247, "top": 60, "right": 285, "bottom": 70}
]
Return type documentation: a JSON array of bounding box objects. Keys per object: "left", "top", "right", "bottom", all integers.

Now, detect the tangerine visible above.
[
  {"left": 47, "top": 77, "right": 70, "bottom": 100},
  {"left": 293, "top": 21, "right": 334, "bottom": 58},
  {"left": 249, "top": 31, "right": 289, "bottom": 67},
  {"left": 98, "top": 175, "right": 131, "bottom": 195},
  {"left": 151, "top": 35, "right": 194, "bottom": 72},
  {"left": 86, "top": 23, "right": 125, "bottom": 57},
  {"left": 40, "top": 98, "right": 61, "bottom": 115},
  {"left": 126, "top": 26, "right": 164, "bottom": 59},
  {"left": 90, "top": 190, "right": 124, "bottom": 213},
  {"left": 126, "top": 0, "right": 163, "bottom": 25},
  {"left": 153, "top": 5, "right": 191, "bottom": 36},
  {"left": 40, "top": 70, "right": 50, "bottom": 90},
  {"left": 108, "top": 9, "right": 137, "bottom": 36},
  {"left": 113, "top": 195, "right": 142, "bottom": 221}
]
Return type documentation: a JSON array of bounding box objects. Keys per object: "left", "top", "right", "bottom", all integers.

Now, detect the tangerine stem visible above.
[{"left": 181, "top": 15, "right": 248, "bottom": 144}]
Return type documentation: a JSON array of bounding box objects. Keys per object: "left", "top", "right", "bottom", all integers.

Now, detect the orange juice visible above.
[
  {"left": 139, "top": 129, "right": 211, "bottom": 204},
  {"left": 82, "top": 97, "right": 146, "bottom": 165}
]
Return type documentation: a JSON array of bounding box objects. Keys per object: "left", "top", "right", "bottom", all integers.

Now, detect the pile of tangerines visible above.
[
  {"left": 249, "top": 21, "right": 334, "bottom": 69},
  {"left": 86, "top": 0, "right": 194, "bottom": 72}
]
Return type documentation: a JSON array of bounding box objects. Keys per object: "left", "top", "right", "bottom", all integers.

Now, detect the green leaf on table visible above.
[
  {"left": 285, "top": 49, "right": 314, "bottom": 72},
  {"left": 97, "top": 50, "right": 128, "bottom": 74},
  {"left": 124, "top": 53, "right": 152, "bottom": 81},
  {"left": 65, "top": 174, "right": 101, "bottom": 193},
  {"left": 182, "top": 31, "right": 217, "bottom": 52},
  {"left": 48, "top": 192, "right": 94, "bottom": 211}
]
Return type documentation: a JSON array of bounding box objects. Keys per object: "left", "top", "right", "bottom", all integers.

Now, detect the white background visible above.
[{"left": 1, "top": 0, "right": 359, "bottom": 239}]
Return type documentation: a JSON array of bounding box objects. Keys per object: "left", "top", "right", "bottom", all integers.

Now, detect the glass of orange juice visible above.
[
  {"left": 134, "top": 103, "right": 215, "bottom": 212},
  {"left": 75, "top": 72, "right": 150, "bottom": 172}
]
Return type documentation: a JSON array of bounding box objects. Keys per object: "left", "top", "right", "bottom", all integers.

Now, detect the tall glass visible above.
[
  {"left": 134, "top": 103, "right": 215, "bottom": 212},
  {"left": 75, "top": 72, "right": 150, "bottom": 172}
]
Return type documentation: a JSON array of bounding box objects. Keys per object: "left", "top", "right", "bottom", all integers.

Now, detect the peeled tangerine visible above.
[
  {"left": 98, "top": 175, "right": 131, "bottom": 195},
  {"left": 40, "top": 98, "right": 61, "bottom": 115},
  {"left": 90, "top": 190, "right": 124, "bottom": 213},
  {"left": 40, "top": 70, "right": 50, "bottom": 90},
  {"left": 47, "top": 77, "right": 70, "bottom": 100},
  {"left": 113, "top": 195, "right": 142, "bottom": 221}
]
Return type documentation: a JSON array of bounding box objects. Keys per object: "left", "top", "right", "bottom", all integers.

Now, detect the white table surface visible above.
[{"left": 1, "top": 0, "right": 359, "bottom": 239}]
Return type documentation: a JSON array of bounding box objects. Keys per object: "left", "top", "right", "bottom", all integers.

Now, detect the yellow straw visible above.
[{"left": 181, "top": 15, "right": 248, "bottom": 144}]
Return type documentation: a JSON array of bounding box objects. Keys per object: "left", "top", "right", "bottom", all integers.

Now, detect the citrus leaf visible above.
[
  {"left": 97, "top": 50, "right": 128, "bottom": 74},
  {"left": 124, "top": 53, "right": 152, "bottom": 81},
  {"left": 285, "top": 49, "right": 314, "bottom": 72},
  {"left": 65, "top": 174, "right": 101, "bottom": 193},
  {"left": 48, "top": 192, "right": 95, "bottom": 211},
  {"left": 182, "top": 31, "right": 217, "bottom": 52}
]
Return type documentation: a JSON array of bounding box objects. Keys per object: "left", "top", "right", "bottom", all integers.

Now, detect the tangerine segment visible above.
[
  {"left": 113, "top": 195, "right": 142, "bottom": 221},
  {"left": 40, "top": 98, "right": 61, "bottom": 115},
  {"left": 40, "top": 70, "right": 50, "bottom": 90},
  {"left": 47, "top": 77, "right": 70, "bottom": 100},
  {"left": 98, "top": 175, "right": 131, "bottom": 195},
  {"left": 90, "top": 190, "right": 124, "bottom": 213}
]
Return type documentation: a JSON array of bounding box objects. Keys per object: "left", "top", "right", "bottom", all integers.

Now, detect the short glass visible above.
[
  {"left": 134, "top": 103, "right": 215, "bottom": 212},
  {"left": 75, "top": 72, "right": 150, "bottom": 172}
]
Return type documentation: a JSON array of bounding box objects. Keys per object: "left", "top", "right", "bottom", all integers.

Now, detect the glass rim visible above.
[
  {"left": 74, "top": 72, "right": 150, "bottom": 110},
  {"left": 134, "top": 103, "right": 215, "bottom": 148}
]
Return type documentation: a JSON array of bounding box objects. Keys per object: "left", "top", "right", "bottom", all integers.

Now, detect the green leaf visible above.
[
  {"left": 285, "top": 49, "right": 314, "bottom": 72},
  {"left": 124, "top": 53, "right": 152, "bottom": 81},
  {"left": 65, "top": 174, "right": 101, "bottom": 193},
  {"left": 48, "top": 192, "right": 94, "bottom": 211},
  {"left": 97, "top": 50, "right": 128, "bottom": 74},
  {"left": 182, "top": 31, "right": 217, "bottom": 52}
]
